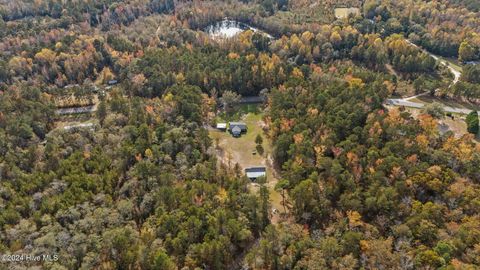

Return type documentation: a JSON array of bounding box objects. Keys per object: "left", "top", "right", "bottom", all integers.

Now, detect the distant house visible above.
[
  {"left": 64, "top": 84, "right": 80, "bottom": 89},
  {"left": 239, "top": 96, "right": 265, "bottom": 104},
  {"left": 216, "top": 123, "right": 227, "bottom": 131},
  {"left": 56, "top": 105, "right": 96, "bottom": 115},
  {"left": 107, "top": 80, "right": 118, "bottom": 86},
  {"left": 229, "top": 122, "right": 247, "bottom": 137},
  {"left": 64, "top": 123, "right": 96, "bottom": 132},
  {"left": 245, "top": 167, "right": 266, "bottom": 181}
]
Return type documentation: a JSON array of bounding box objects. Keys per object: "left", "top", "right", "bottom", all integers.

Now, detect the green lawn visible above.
[{"left": 216, "top": 104, "right": 261, "bottom": 123}]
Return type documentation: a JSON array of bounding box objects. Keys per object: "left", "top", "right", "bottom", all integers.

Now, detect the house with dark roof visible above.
[
  {"left": 239, "top": 96, "right": 265, "bottom": 104},
  {"left": 231, "top": 126, "right": 242, "bottom": 137},
  {"left": 245, "top": 166, "right": 266, "bottom": 181},
  {"left": 228, "top": 122, "right": 247, "bottom": 137}
]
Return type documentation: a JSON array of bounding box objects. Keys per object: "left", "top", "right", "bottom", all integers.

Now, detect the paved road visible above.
[
  {"left": 385, "top": 99, "right": 473, "bottom": 114},
  {"left": 386, "top": 40, "right": 473, "bottom": 114}
]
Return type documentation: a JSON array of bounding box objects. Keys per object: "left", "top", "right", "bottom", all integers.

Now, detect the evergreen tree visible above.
[{"left": 466, "top": 111, "right": 479, "bottom": 134}]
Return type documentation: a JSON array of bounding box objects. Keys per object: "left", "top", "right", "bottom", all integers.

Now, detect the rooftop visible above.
[
  {"left": 232, "top": 126, "right": 242, "bottom": 135},
  {"left": 64, "top": 123, "right": 95, "bottom": 131},
  {"left": 245, "top": 166, "right": 266, "bottom": 179},
  {"left": 239, "top": 96, "right": 265, "bottom": 104},
  {"left": 229, "top": 122, "right": 247, "bottom": 126}
]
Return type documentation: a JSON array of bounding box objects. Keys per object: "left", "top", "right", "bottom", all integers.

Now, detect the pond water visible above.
[{"left": 204, "top": 19, "right": 272, "bottom": 39}]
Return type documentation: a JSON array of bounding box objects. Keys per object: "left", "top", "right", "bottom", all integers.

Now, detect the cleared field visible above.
[
  {"left": 334, "top": 7, "right": 360, "bottom": 19},
  {"left": 210, "top": 112, "right": 270, "bottom": 168},
  {"left": 393, "top": 79, "right": 416, "bottom": 97},
  {"left": 262, "top": 0, "right": 362, "bottom": 26},
  {"left": 401, "top": 107, "right": 471, "bottom": 139},
  {"left": 209, "top": 105, "right": 289, "bottom": 221}
]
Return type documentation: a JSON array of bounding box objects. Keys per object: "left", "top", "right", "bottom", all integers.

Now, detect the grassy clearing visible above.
[
  {"left": 394, "top": 80, "right": 415, "bottom": 97},
  {"left": 442, "top": 117, "right": 469, "bottom": 137},
  {"left": 334, "top": 7, "right": 360, "bottom": 19},
  {"left": 209, "top": 104, "right": 289, "bottom": 221},
  {"left": 210, "top": 111, "right": 270, "bottom": 168},
  {"left": 266, "top": 4, "right": 334, "bottom": 25},
  {"left": 401, "top": 107, "right": 470, "bottom": 139},
  {"left": 259, "top": 0, "right": 362, "bottom": 28},
  {"left": 215, "top": 104, "right": 261, "bottom": 123},
  {"left": 272, "top": 8, "right": 333, "bottom": 24}
]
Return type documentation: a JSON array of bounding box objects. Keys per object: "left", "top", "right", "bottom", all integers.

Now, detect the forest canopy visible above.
[{"left": 1, "top": 0, "right": 480, "bottom": 269}]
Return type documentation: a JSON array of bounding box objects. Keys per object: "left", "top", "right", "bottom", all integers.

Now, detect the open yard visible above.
[
  {"left": 399, "top": 107, "right": 474, "bottom": 139},
  {"left": 211, "top": 107, "right": 270, "bottom": 168},
  {"left": 334, "top": 7, "right": 360, "bottom": 19},
  {"left": 209, "top": 104, "right": 290, "bottom": 223}
]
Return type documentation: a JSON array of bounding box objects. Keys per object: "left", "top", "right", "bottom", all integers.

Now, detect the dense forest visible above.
[{"left": 1, "top": 0, "right": 480, "bottom": 269}]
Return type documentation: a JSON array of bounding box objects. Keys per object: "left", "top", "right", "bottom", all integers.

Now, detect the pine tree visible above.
[
  {"left": 466, "top": 111, "right": 479, "bottom": 134},
  {"left": 96, "top": 100, "right": 107, "bottom": 126}
]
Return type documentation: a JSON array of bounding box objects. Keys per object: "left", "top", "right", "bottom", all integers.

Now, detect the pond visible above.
[{"left": 204, "top": 19, "right": 272, "bottom": 39}]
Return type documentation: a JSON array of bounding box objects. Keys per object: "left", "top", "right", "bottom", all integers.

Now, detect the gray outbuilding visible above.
[{"left": 245, "top": 166, "right": 266, "bottom": 181}]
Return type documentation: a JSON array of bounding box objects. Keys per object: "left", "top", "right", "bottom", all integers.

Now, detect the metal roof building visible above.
[
  {"left": 245, "top": 166, "right": 266, "bottom": 180},
  {"left": 216, "top": 123, "right": 227, "bottom": 131}
]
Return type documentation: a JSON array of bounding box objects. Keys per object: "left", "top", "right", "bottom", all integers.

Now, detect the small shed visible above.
[
  {"left": 245, "top": 167, "right": 266, "bottom": 181},
  {"left": 229, "top": 122, "right": 247, "bottom": 134},
  {"left": 216, "top": 123, "right": 227, "bottom": 131}
]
